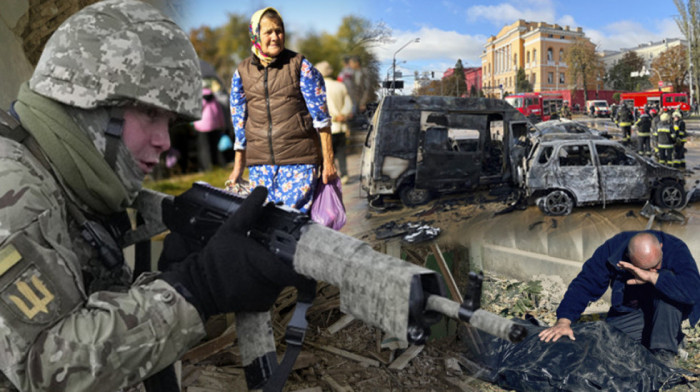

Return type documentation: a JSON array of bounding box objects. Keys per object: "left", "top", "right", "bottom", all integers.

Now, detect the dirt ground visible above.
[{"left": 181, "top": 117, "right": 700, "bottom": 391}]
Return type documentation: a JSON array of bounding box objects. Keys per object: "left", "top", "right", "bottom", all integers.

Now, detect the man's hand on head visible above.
[{"left": 617, "top": 260, "right": 659, "bottom": 285}]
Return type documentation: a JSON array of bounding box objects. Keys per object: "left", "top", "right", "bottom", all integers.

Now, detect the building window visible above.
[
  {"left": 533, "top": 49, "right": 537, "bottom": 63},
  {"left": 547, "top": 48, "right": 553, "bottom": 61},
  {"left": 548, "top": 72, "right": 554, "bottom": 84},
  {"left": 514, "top": 54, "right": 518, "bottom": 67},
  {"left": 559, "top": 72, "right": 565, "bottom": 84},
  {"left": 526, "top": 51, "right": 530, "bottom": 63},
  {"left": 531, "top": 73, "right": 536, "bottom": 84},
  {"left": 559, "top": 49, "right": 564, "bottom": 61}
]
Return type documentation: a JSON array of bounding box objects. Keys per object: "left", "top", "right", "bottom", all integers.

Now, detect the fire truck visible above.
[
  {"left": 619, "top": 91, "right": 691, "bottom": 117},
  {"left": 504, "top": 92, "right": 564, "bottom": 123}
]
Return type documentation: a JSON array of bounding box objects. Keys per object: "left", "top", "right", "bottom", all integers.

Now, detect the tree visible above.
[
  {"left": 651, "top": 45, "right": 689, "bottom": 92},
  {"left": 674, "top": 0, "right": 699, "bottom": 102},
  {"left": 470, "top": 84, "right": 478, "bottom": 97},
  {"left": 415, "top": 79, "right": 443, "bottom": 96},
  {"left": 298, "top": 16, "right": 390, "bottom": 103},
  {"left": 189, "top": 13, "right": 250, "bottom": 86},
  {"left": 454, "top": 59, "right": 466, "bottom": 97},
  {"left": 605, "top": 51, "right": 646, "bottom": 91},
  {"left": 515, "top": 67, "right": 532, "bottom": 92},
  {"left": 564, "top": 38, "right": 603, "bottom": 102}
]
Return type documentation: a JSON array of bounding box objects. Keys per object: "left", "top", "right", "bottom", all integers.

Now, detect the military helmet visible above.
[
  {"left": 29, "top": 0, "right": 202, "bottom": 121},
  {"left": 660, "top": 112, "right": 671, "bottom": 122},
  {"left": 672, "top": 110, "right": 682, "bottom": 118}
]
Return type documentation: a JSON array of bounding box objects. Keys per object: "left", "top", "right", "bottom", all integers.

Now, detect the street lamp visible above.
[
  {"left": 392, "top": 38, "right": 420, "bottom": 95},
  {"left": 631, "top": 66, "right": 662, "bottom": 91}
]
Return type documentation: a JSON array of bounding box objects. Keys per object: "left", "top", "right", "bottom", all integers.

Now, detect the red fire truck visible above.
[
  {"left": 504, "top": 92, "right": 564, "bottom": 122},
  {"left": 619, "top": 91, "right": 691, "bottom": 116}
]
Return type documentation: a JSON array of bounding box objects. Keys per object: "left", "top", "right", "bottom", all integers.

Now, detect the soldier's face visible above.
[
  {"left": 122, "top": 107, "right": 173, "bottom": 174},
  {"left": 260, "top": 16, "right": 284, "bottom": 57}
]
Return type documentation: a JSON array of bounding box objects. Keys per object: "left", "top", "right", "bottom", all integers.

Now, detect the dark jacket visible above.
[
  {"left": 237, "top": 49, "right": 321, "bottom": 166},
  {"left": 634, "top": 114, "right": 651, "bottom": 136},
  {"left": 556, "top": 231, "right": 700, "bottom": 326}
]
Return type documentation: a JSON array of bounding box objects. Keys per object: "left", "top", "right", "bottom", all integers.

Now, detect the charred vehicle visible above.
[
  {"left": 532, "top": 119, "right": 611, "bottom": 139},
  {"left": 522, "top": 133, "right": 686, "bottom": 215},
  {"left": 360, "top": 95, "right": 531, "bottom": 207}
]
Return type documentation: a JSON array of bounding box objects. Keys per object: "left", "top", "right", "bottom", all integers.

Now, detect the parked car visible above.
[
  {"left": 521, "top": 133, "right": 685, "bottom": 215},
  {"left": 586, "top": 100, "right": 611, "bottom": 117},
  {"left": 360, "top": 95, "right": 532, "bottom": 207},
  {"left": 531, "top": 119, "right": 611, "bottom": 139}
]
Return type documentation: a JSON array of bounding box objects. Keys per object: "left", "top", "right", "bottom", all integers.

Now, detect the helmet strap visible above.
[{"left": 104, "top": 107, "right": 125, "bottom": 169}]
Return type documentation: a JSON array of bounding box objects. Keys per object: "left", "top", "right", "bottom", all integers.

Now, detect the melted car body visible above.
[
  {"left": 360, "top": 96, "right": 531, "bottom": 207},
  {"left": 523, "top": 133, "right": 685, "bottom": 215}
]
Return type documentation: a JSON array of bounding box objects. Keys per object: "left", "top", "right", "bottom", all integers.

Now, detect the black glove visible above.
[{"left": 159, "top": 187, "right": 313, "bottom": 320}]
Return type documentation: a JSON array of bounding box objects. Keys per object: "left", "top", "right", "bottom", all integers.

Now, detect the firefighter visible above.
[
  {"left": 649, "top": 108, "right": 659, "bottom": 158},
  {"left": 654, "top": 112, "right": 675, "bottom": 166},
  {"left": 672, "top": 110, "right": 687, "bottom": 169},
  {"left": 560, "top": 103, "right": 572, "bottom": 120},
  {"left": 610, "top": 103, "right": 618, "bottom": 122},
  {"left": 617, "top": 104, "right": 634, "bottom": 142},
  {"left": 633, "top": 112, "right": 652, "bottom": 157}
]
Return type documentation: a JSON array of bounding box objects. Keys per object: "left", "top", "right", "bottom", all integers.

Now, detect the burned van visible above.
[{"left": 360, "top": 95, "right": 531, "bottom": 207}]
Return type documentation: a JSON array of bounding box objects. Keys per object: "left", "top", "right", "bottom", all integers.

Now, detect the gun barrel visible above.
[{"left": 426, "top": 295, "right": 527, "bottom": 343}]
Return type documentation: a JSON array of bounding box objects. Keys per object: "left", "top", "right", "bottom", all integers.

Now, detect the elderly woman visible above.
[{"left": 227, "top": 7, "right": 336, "bottom": 212}]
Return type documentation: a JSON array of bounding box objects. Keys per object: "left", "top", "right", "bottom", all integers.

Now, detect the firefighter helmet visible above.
[{"left": 29, "top": 0, "right": 202, "bottom": 121}]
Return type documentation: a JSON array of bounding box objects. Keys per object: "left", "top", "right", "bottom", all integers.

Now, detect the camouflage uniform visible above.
[{"left": 0, "top": 1, "right": 206, "bottom": 391}]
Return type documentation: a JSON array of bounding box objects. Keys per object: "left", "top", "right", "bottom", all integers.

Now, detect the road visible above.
[{"left": 339, "top": 115, "right": 700, "bottom": 287}]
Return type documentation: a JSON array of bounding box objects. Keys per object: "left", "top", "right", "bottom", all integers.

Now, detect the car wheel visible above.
[
  {"left": 399, "top": 185, "right": 432, "bottom": 207},
  {"left": 538, "top": 189, "right": 574, "bottom": 216},
  {"left": 654, "top": 180, "right": 685, "bottom": 209}
]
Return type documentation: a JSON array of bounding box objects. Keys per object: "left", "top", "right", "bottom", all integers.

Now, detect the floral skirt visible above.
[{"left": 248, "top": 164, "right": 318, "bottom": 213}]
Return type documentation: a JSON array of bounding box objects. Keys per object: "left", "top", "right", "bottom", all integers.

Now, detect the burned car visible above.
[
  {"left": 532, "top": 119, "right": 610, "bottom": 139},
  {"left": 360, "top": 95, "right": 531, "bottom": 207},
  {"left": 522, "top": 133, "right": 685, "bottom": 215}
]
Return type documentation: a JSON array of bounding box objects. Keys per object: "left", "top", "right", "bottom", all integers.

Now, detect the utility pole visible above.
[
  {"left": 392, "top": 38, "right": 420, "bottom": 95},
  {"left": 688, "top": 20, "right": 694, "bottom": 106}
]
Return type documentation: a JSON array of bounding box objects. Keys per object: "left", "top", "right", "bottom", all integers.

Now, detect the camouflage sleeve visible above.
[{"left": 0, "top": 141, "right": 205, "bottom": 391}]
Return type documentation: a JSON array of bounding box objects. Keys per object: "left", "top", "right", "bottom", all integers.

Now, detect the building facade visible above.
[
  {"left": 441, "top": 66, "right": 483, "bottom": 96},
  {"left": 480, "top": 20, "right": 590, "bottom": 97}
]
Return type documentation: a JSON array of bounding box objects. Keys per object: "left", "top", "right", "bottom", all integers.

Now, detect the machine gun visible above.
[{"left": 161, "top": 182, "right": 526, "bottom": 391}]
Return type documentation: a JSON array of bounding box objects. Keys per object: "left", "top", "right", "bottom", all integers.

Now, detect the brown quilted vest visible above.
[{"left": 237, "top": 49, "right": 321, "bottom": 166}]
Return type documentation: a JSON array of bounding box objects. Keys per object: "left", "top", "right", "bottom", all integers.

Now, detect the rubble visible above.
[{"left": 179, "top": 271, "right": 700, "bottom": 391}]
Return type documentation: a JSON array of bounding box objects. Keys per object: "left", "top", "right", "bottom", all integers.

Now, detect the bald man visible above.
[{"left": 538, "top": 231, "right": 700, "bottom": 365}]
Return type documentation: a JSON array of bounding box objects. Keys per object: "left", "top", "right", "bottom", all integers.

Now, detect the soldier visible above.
[
  {"left": 654, "top": 112, "right": 676, "bottom": 166},
  {"left": 0, "top": 1, "right": 305, "bottom": 391},
  {"left": 616, "top": 104, "right": 634, "bottom": 142},
  {"left": 633, "top": 112, "right": 652, "bottom": 157},
  {"left": 672, "top": 111, "right": 687, "bottom": 169}
]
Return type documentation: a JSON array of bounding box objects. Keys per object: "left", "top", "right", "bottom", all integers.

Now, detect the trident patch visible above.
[{"left": 2, "top": 267, "right": 57, "bottom": 324}]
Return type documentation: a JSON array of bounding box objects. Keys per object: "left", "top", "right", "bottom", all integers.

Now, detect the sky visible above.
[{"left": 179, "top": 0, "right": 687, "bottom": 85}]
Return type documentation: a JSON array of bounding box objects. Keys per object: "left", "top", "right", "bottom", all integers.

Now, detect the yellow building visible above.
[{"left": 481, "top": 20, "right": 590, "bottom": 97}]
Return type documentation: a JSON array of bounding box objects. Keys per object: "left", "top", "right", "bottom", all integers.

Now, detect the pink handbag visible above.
[{"left": 310, "top": 178, "right": 346, "bottom": 230}]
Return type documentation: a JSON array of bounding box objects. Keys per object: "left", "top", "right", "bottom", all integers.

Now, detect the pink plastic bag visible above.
[{"left": 310, "top": 178, "right": 346, "bottom": 230}]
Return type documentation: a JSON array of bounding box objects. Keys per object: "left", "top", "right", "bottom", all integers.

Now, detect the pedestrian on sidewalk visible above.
[{"left": 316, "top": 61, "right": 353, "bottom": 184}]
